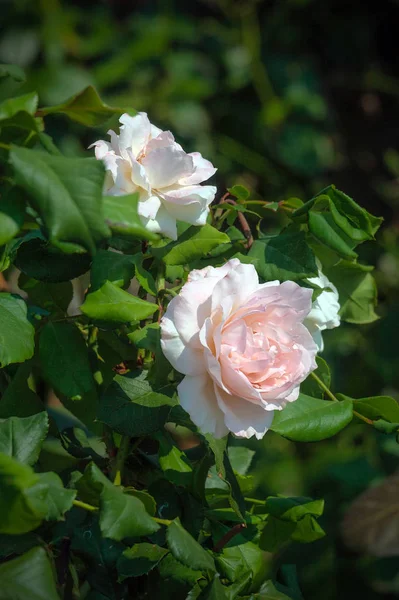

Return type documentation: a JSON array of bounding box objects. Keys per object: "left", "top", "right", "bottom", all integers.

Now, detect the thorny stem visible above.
[
  {"left": 217, "top": 193, "right": 254, "bottom": 249},
  {"left": 310, "top": 372, "right": 374, "bottom": 425},
  {"left": 212, "top": 523, "right": 246, "bottom": 553}
]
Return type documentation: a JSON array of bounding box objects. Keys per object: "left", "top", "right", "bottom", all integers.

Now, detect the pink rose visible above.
[{"left": 160, "top": 259, "right": 318, "bottom": 439}]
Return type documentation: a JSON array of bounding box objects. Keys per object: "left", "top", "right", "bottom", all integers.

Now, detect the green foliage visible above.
[
  {"left": 0, "top": 547, "right": 60, "bottom": 600},
  {"left": 249, "top": 232, "right": 318, "bottom": 281},
  {"left": 38, "top": 85, "right": 130, "bottom": 126},
  {"left": 0, "top": 20, "right": 390, "bottom": 596},
  {"left": 81, "top": 280, "right": 157, "bottom": 324},
  {"left": 0, "top": 413, "right": 48, "bottom": 465},
  {"left": 10, "top": 147, "right": 110, "bottom": 254},
  {"left": 39, "top": 322, "right": 95, "bottom": 399},
  {"left": 0, "top": 294, "right": 34, "bottom": 367},
  {"left": 271, "top": 394, "right": 353, "bottom": 441}
]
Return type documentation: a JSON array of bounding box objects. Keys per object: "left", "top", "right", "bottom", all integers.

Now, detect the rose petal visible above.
[
  {"left": 138, "top": 194, "right": 162, "bottom": 220},
  {"left": 141, "top": 146, "right": 194, "bottom": 189},
  {"left": 215, "top": 387, "right": 274, "bottom": 440},
  {"left": 179, "top": 152, "right": 217, "bottom": 185},
  {"left": 178, "top": 375, "right": 228, "bottom": 438},
  {"left": 126, "top": 150, "right": 151, "bottom": 193},
  {"left": 161, "top": 185, "right": 216, "bottom": 225},
  {"left": 119, "top": 112, "right": 151, "bottom": 158},
  {"left": 160, "top": 310, "right": 205, "bottom": 376},
  {"left": 140, "top": 203, "right": 178, "bottom": 240},
  {"left": 211, "top": 261, "right": 260, "bottom": 313}
]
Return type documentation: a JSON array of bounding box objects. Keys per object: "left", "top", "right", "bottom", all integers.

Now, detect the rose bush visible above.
[
  {"left": 161, "top": 259, "right": 318, "bottom": 439},
  {"left": 91, "top": 112, "right": 216, "bottom": 239},
  {"left": 0, "top": 77, "right": 391, "bottom": 600}
]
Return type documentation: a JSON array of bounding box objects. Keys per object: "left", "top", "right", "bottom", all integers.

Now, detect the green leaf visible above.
[
  {"left": 0, "top": 294, "right": 34, "bottom": 367},
  {"left": 39, "top": 322, "right": 95, "bottom": 400},
  {"left": 10, "top": 147, "right": 110, "bottom": 254},
  {"left": 117, "top": 543, "right": 168, "bottom": 580},
  {"left": 78, "top": 463, "right": 159, "bottom": 541},
  {"left": 254, "top": 580, "right": 292, "bottom": 600},
  {"left": 104, "top": 193, "right": 159, "bottom": 241},
  {"left": 0, "top": 453, "right": 75, "bottom": 534},
  {"left": 228, "top": 185, "right": 250, "bottom": 201},
  {"left": 198, "top": 575, "right": 230, "bottom": 599},
  {"left": 0, "top": 64, "right": 26, "bottom": 102},
  {"left": 19, "top": 275, "right": 73, "bottom": 314},
  {"left": 300, "top": 357, "right": 331, "bottom": 398},
  {"left": 213, "top": 522, "right": 265, "bottom": 590},
  {"left": 227, "top": 447, "right": 255, "bottom": 476},
  {"left": 0, "top": 546, "right": 60, "bottom": 600},
  {"left": 90, "top": 249, "right": 135, "bottom": 291},
  {"left": 38, "top": 85, "right": 129, "bottom": 126},
  {"left": 0, "top": 187, "right": 25, "bottom": 246},
  {"left": 81, "top": 280, "right": 157, "bottom": 324},
  {"left": 133, "top": 254, "right": 157, "bottom": 295},
  {"left": 128, "top": 323, "right": 172, "bottom": 385},
  {"left": 98, "top": 371, "right": 176, "bottom": 437},
  {"left": 0, "top": 453, "right": 42, "bottom": 534},
  {"left": 32, "top": 471, "right": 76, "bottom": 521},
  {"left": 205, "top": 435, "right": 246, "bottom": 522},
  {"left": 292, "top": 186, "right": 382, "bottom": 258},
  {"left": 0, "top": 93, "right": 37, "bottom": 120},
  {"left": 248, "top": 232, "right": 318, "bottom": 281},
  {"left": 124, "top": 488, "right": 156, "bottom": 516},
  {"left": 166, "top": 518, "right": 216, "bottom": 572},
  {"left": 271, "top": 394, "right": 353, "bottom": 441},
  {"left": 290, "top": 514, "right": 325, "bottom": 543},
  {"left": 14, "top": 233, "right": 92, "bottom": 283},
  {"left": 0, "top": 413, "right": 48, "bottom": 465},
  {"left": 326, "top": 261, "right": 379, "bottom": 324},
  {"left": 308, "top": 210, "right": 357, "bottom": 260},
  {"left": 153, "top": 224, "right": 230, "bottom": 265},
  {"left": 0, "top": 363, "right": 43, "bottom": 418},
  {"left": 266, "top": 496, "right": 324, "bottom": 522},
  {"left": 100, "top": 485, "right": 159, "bottom": 541},
  {"left": 156, "top": 431, "right": 193, "bottom": 486},
  {"left": 158, "top": 553, "right": 203, "bottom": 585},
  {"left": 348, "top": 395, "right": 399, "bottom": 422},
  {"left": 259, "top": 516, "right": 296, "bottom": 552},
  {"left": 0, "top": 92, "right": 39, "bottom": 132}
]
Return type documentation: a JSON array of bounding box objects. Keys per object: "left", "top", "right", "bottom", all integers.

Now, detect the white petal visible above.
[
  {"left": 119, "top": 112, "right": 151, "bottom": 157},
  {"left": 160, "top": 311, "right": 205, "bottom": 376},
  {"left": 126, "top": 151, "right": 151, "bottom": 193},
  {"left": 138, "top": 194, "right": 162, "bottom": 220},
  {"left": 113, "top": 157, "right": 137, "bottom": 194},
  {"left": 179, "top": 152, "right": 217, "bottom": 185},
  {"left": 141, "top": 147, "right": 194, "bottom": 189},
  {"left": 215, "top": 387, "right": 274, "bottom": 440},
  {"left": 161, "top": 185, "right": 216, "bottom": 225},
  {"left": 150, "top": 123, "right": 163, "bottom": 139},
  {"left": 90, "top": 140, "right": 118, "bottom": 180},
  {"left": 178, "top": 375, "right": 228, "bottom": 438},
  {"left": 141, "top": 204, "right": 178, "bottom": 240},
  {"left": 146, "top": 131, "right": 178, "bottom": 153},
  {"left": 211, "top": 261, "right": 260, "bottom": 313}
]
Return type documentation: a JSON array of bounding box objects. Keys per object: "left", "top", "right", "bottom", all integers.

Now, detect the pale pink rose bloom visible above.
[
  {"left": 160, "top": 259, "right": 318, "bottom": 439},
  {"left": 90, "top": 112, "right": 217, "bottom": 240}
]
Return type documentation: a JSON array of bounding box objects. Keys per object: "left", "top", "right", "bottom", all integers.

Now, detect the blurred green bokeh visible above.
[{"left": 2, "top": 0, "right": 399, "bottom": 597}]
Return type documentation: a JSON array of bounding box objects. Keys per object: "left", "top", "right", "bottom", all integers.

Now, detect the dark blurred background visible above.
[{"left": 2, "top": 0, "right": 399, "bottom": 597}]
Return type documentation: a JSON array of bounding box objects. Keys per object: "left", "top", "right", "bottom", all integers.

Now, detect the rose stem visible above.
[{"left": 310, "top": 372, "right": 373, "bottom": 425}]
